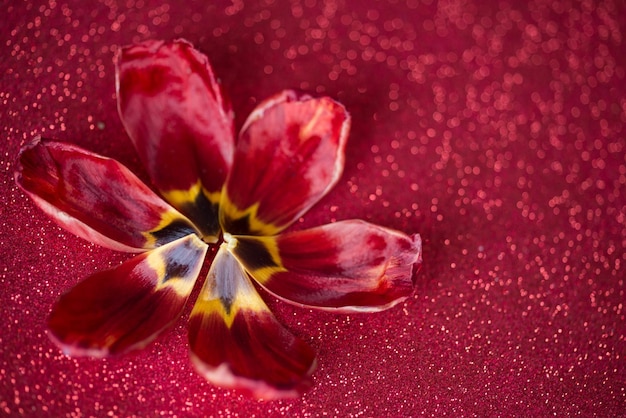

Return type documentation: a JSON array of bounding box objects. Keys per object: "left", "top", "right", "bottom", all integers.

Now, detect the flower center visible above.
[{"left": 222, "top": 232, "right": 238, "bottom": 250}]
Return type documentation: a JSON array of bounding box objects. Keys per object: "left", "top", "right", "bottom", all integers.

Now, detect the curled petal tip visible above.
[
  {"left": 409, "top": 233, "right": 424, "bottom": 285},
  {"left": 190, "top": 354, "right": 316, "bottom": 400},
  {"left": 48, "top": 329, "right": 110, "bottom": 359}
]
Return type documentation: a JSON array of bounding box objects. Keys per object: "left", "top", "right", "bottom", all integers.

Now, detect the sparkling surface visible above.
[{"left": 1, "top": 0, "right": 625, "bottom": 416}]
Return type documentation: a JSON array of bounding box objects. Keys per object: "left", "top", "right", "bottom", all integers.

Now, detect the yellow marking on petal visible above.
[
  {"left": 192, "top": 290, "right": 268, "bottom": 328},
  {"left": 159, "top": 274, "right": 196, "bottom": 296},
  {"left": 142, "top": 208, "right": 193, "bottom": 248},
  {"left": 161, "top": 180, "right": 221, "bottom": 208},
  {"left": 146, "top": 250, "right": 167, "bottom": 282},
  {"left": 191, "top": 244, "right": 269, "bottom": 328},
  {"left": 146, "top": 237, "right": 205, "bottom": 296},
  {"left": 299, "top": 104, "right": 326, "bottom": 141},
  {"left": 229, "top": 236, "right": 287, "bottom": 284},
  {"left": 220, "top": 193, "right": 281, "bottom": 236},
  {"left": 202, "top": 188, "right": 221, "bottom": 206},
  {"left": 249, "top": 265, "right": 288, "bottom": 284},
  {"left": 160, "top": 180, "right": 222, "bottom": 242},
  {"left": 161, "top": 180, "right": 201, "bottom": 207},
  {"left": 193, "top": 287, "right": 267, "bottom": 328}
]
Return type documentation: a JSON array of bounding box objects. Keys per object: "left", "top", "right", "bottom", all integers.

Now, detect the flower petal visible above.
[
  {"left": 116, "top": 39, "right": 234, "bottom": 240},
  {"left": 15, "top": 137, "right": 198, "bottom": 252},
  {"left": 48, "top": 235, "right": 208, "bottom": 357},
  {"left": 220, "top": 90, "right": 350, "bottom": 236},
  {"left": 230, "top": 220, "right": 422, "bottom": 312},
  {"left": 188, "top": 245, "right": 317, "bottom": 399}
]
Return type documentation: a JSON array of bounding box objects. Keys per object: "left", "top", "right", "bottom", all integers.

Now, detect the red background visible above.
[{"left": 1, "top": 0, "right": 624, "bottom": 416}]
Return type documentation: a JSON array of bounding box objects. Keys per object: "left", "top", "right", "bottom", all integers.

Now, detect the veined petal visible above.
[
  {"left": 15, "top": 138, "right": 199, "bottom": 252},
  {"left": 189, "top": 245, "right": 316, "bottom": 399},
  {"left": 116, "top": 39, "right": 234, "bottom": 240},
  {"left": 48, "top": 234, "right": 208, "bottom": 357},
  {"left": 220, "top": 90, "right": 350, "bottom": 236},
  {"left": 230, "top": 220, "right": 422, "bottom": 312}
]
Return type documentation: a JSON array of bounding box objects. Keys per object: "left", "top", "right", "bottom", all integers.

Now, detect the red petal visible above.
[
  {"left": 220, "top": 90, "right": 350, "bottom": 236},
  {"left": 48, "top": 235, "right": 207, "bottom": 357},
  {"left": 116, "top": 39, "right": 234, "bottom": 239},
  {"left": 231, "top": 220, "right": 422, "bottom": 312},
  {"left": 189, "top": 245, "right": 316, "bottom": 399},
  {"left": 15, "top": 138, "right": 198, "bottom": 252}
]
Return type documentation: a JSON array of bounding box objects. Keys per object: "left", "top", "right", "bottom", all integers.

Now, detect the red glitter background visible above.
[{"left": 1, "top": 0, "right": 625, "bottom": 416}]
